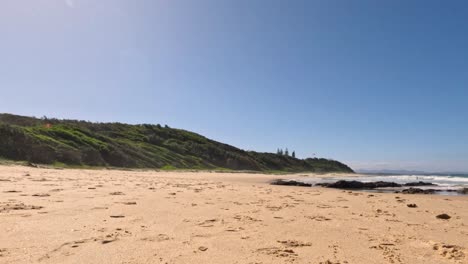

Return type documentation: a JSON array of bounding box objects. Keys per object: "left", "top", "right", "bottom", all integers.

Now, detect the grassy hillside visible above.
[{"left": 0, "top": 114, "right": 354, "bottom": 173}]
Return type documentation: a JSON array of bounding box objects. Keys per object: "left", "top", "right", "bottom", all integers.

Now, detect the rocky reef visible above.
[
  {"left": 271, "top": 179, "right": 468, "bottom": 195},
  {"left": 315, "top": 180, "right": 435, "bottom": 189}
]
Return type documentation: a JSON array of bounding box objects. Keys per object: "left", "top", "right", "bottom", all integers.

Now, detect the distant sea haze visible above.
[{"left": 357, "top": 169, "right": 468, "bottom": 177}]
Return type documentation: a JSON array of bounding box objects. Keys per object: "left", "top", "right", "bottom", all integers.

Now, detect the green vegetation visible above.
[{"left": 0, "top": 113, "right": 354, "bottom": 173}]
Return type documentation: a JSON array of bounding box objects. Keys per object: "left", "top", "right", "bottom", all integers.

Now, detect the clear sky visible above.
[{"left": 1, "top": 0, "right": 467, "bottom": 172}]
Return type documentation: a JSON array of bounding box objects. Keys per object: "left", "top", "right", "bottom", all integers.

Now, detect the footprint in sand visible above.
[
  {"left": 0, "top": 203, "right": 43, "bottom": 213},
  {"left": 109, "top": 192, "right": 125, "bottom": 196},
  {"left": 101, "top": 238, "right": 118, "bottom": 244},
  {"left": 277, "top": 240, "right": 312, "bottom": 247},
  {"left": 266, "top": 205, "right": 283, "bottom": 211},
  {"left": 225, "top": 227, "right": 245, "bottom": 232},
  {"left": 91, "top": 206, "right": 108, "bottom": 210},
  {"left": 141, "top": 234, "right": 171, "bottom": 242},
  {"left": 39, "top": 230, "right": 131, "bottom": 261},
  {"left": 370, "top": 243, "right": 402, "bottom": 263},
  {"left": 197, "top": 219, "right": 218, "bottom": 227},
  {"left": 32, "top": 193, "right": 50, "bottom": 197},
  {"left": 3, "top": 190, "right": 21, "bottom": 193},
  {"left": 121, "top": 201, "right": 137, "bottom": 205},
  {"left": 319, "top": 260, "right": 345, "bottom": 264},
  {"left": 109, "top": 215, "right": 125, "bottom": 218},
  {"left": 256, "top": 247, "right": 297, "bottom": 260},
  {"left": 433, "top": 243, "right": 466, "bottom": 261},
  {"left": 39, "top": 239, "right": 92, "bottom": 261},
  {"left": 306, "top": 215, "right": 331, "bottom": 221},
  {"left": 31, "top": 178, "right": 48, "bottom": 182},
  {"left": 233, "top": 215, "right": 262, "bottom": 222}
]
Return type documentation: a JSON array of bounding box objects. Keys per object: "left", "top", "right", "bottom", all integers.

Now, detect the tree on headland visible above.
[{"left": 277, "top": 148, "right": 295, "bottom": 157}]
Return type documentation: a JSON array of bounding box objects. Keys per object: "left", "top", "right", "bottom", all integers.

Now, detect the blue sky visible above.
[{"left": 1, "top": 0, "right": 467, "bottom": 172}]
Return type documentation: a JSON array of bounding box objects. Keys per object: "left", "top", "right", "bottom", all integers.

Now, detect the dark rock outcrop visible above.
[
  {"left": 398, "top": 188, "right": 462, "bottom": 194},
  {"left": 404, "top": 181, "right": 436, "bottom": 187},
  {"left": 401, "top": 188, "right": 436, "bottom": 194},
  {"left": 271, "top": 179, "right": 312, "bottom": 187},
  {"left": 273, "top": 179, "right": 467, "bottom": 196},
  {"left": 316, "top": 180, "right": 367, "bottom": 188},
  {"left": 316, "top": 180, "right": 398, "bottom": 189},
  {"left": 316, "top": 180, "right": 436, "bottom": 190}
]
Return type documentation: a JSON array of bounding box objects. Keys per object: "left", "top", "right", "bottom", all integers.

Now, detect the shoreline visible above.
[{"left": 1, "top": 165, "right": 467, "bottom": 263}]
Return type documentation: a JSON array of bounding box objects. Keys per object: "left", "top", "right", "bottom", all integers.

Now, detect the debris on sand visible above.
[
  {"left": 198, "top": 246, "right": 208, "bottom": 251},
  {"left": 436, "top": 214, "right": 451, "bottom": 220}
]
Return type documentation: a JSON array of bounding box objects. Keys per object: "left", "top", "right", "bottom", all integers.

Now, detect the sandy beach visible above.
[{"left": 0, "top": 165, "right": 467, "bottom": 264}]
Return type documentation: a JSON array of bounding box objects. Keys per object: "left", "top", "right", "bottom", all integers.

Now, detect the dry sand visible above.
[{"left": 0, "top": 165, "right": 467, "bottom": 264}]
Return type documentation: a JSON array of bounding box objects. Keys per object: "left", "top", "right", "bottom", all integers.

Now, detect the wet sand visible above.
[{"left": 0, "top": 165, "right": 467, "bottom": 264}]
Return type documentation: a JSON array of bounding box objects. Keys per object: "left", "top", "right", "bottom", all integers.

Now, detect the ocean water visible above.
[{"left": 296, "top": 174, "right": 468, "bottom": 195}]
